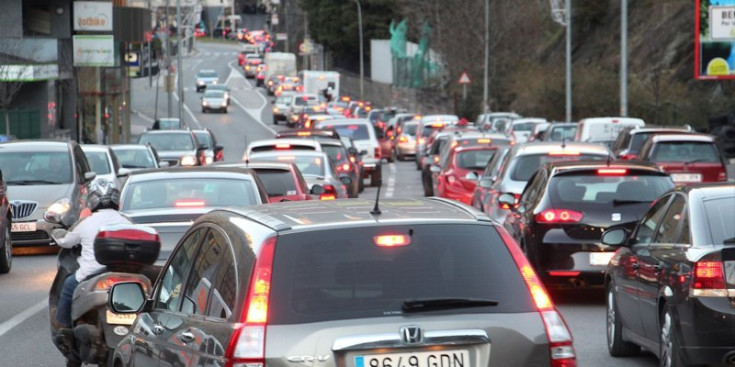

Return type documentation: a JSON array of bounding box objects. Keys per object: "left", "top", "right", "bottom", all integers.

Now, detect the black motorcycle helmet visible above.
[{"left": 86, "top": 179, "right": 121, "bottom": 212}]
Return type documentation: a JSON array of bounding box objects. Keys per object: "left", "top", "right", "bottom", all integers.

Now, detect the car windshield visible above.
[
  {"left": 198, "top": 71, "right": 217, "bottom": 78},
  {"left": 276, "top": 95, "right": 292, "bottom": 104},
  {"left": 84, "top": 151, "right": 112, "bottom": 175},
  {"left": 628, "top": 133, "right": 653, "bottom": 154},
  {"left": 294, "top": 96, "right": 318, "bottom": 106},
  {"left": 323, "top": 124, "right": 370, "bottom": 140},
  {"left": 155, "top": 118, "right": 181, "bottom": 130},
  {"left": 456, "top": 149, "right": 497, "bottom": 170},
  {"left": 139, "top": 133, "right": 194, "bottom": 152},
  {"left": 421, "top": 125, "right": 442, "bottom": 138},
  {"left": 549, "top": 173, "right": 674, "bottom": 205},
  {"left": 204, "top": 90, "right": 225, "bottom": 98},
  {"left": 253, "top": 169, "right": 298, "bottom": 197},
  {"left": 268, "top": 224, "right": 534, "bottom": 324},
  {"left": 512, "top": 122, "right": 536, "bottom": 132},
  {"left": 0, "top": 151, "right": 73, "bottom": 184},
  {"left": 194, "top": 132, "right": 212, "bottom": 148},
  {"left": 547, "top": 126, "right": 577, "bottom": 142},
  {"left": 111, "top": 148, "right": 156, "bottom": 169},
  {"left": 403, "top": 123, "right": 418, "bottom": 135},
  {"left": 650, "top": 141, "right": 720, "bottom": 163},
  {"left": 249, "top": 154, "right": 326, "bottom": 176},
  {"left": 121, "top": 178, "right": 257, "bottom": 211},
  {"left": 704, "top": 196, "right": 735, "bottom": 245},
  {"left": 510, "top": 153, "right": 606, "bottom": 181}
]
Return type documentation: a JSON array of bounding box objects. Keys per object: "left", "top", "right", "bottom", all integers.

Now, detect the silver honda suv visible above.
[{"left": 108, "top": 198, "right": 577, "bottom": 366}]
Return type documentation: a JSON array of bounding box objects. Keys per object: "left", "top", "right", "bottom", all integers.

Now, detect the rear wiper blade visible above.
[
  {"left": 402, "top": 298, "right": 499, "bottom": 313},
  {"left": 612, "top": 199, "right": 650, "bottom": 206},
  {"left": 723, "top": 237, "right": 735, "bottom": 245},
  {"left": 7, "top": 179, "right": 59, "bottom": 185}
]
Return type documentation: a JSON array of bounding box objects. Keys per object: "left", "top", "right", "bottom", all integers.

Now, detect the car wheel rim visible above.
[
  {"left": 607, "top": 290, "right": 615, "bottom": 348},
  {"left": 4, "top": 226, "right": 11, "bottom": 267},
  {"left": 661, "top": 312, "right": 672, "bottom": 367}
]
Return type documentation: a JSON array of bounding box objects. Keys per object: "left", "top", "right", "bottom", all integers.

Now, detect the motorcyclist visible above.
[{"left": 53, "top": 179, "right": 132, "bottom": 329}]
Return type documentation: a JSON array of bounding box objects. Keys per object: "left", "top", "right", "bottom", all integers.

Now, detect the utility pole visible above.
[
  {"left": 303, "top": 14, "right": 309, "bottom": 70},
  {"left": 176, "top": 0, "right": 184, "bottom": 125},
  {"left": 353, "top": 0, "right": 364, "bottom": 99},
  {"left": 565, "top": 0, "right": 572, "bottom": 123},
  {"left": 482, "top": 0, "right": 490, "bottom": 113},
  {"left": 620, "top": 0, "right": 628, "bottom": 117},
  {"left": 166, "top": 0, "right": 172, "bottom": 118}
]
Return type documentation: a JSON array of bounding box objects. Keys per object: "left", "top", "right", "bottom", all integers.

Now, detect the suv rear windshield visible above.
[
  {"left": 139, "top": 133, "right": 194, "bottom": 152},
  {"left": 547, "top": 126, "right": 577, "bottom": 142},
  {"left": 651, "top": 141, "right": 720, "bottom": 163},
  {"left": 249, "top": 154, "right": 325, "bottom": 176},
  {"left": 322, "top": 145, "right": 349, "bottom": 164},
  {"left": 456, "top": 149, "right": 497, "bottom": 170},
  {"left": 253, "top": 169, "right": 298, "bottom": 197},
  {"left": 403, "top": 123, "right": 418, "bottom": 135},
  {"left": 322, "top": 124, "right": 370, "bottom": 140},
  {"left": 121, "top": 178, "right": 257, "bottom": 210},
  {"left": 510, "top": 153, "right": 605, "bottom": 181},
  {"left": 549, "top": 173, "right": 674, "bottom": 204},
  {"left": 704, "top": 196, "right": 735, "bottom": 245},
  {"left": 269, "top": 224, "right": 534, "bottom": 324}
]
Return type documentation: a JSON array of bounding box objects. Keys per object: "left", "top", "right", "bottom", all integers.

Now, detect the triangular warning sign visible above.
[{"left": 458, "top": 71, "right": 471, "bottom": 84}]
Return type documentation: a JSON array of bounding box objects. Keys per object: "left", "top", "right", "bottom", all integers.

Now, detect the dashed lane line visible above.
[
  {"left": 0, "top": 299, "right": 46, "bottom": 338},
  {"left": 226, "top": 60, "right": 275, "bottom": 135},
  {"left": 385, "top": 163, "right": 397, "bottom": 198}
]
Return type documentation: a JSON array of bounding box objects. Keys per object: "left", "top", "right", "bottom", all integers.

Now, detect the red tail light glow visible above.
[
  {"left": 597, "top": 168, "right": 628, "bottom": 175},
  {"left": 340, "top": 163, "right": 351, "bottom": 171},
  {"left": 499, "top": 193, "right": 521, "bottom": 210},
  {"left": 174, "top": 199, "right": 206, "bottom": 208},
  {"left": 275, "top": 143, "right": 291, "bottom": 149},
  {"left": 691, "top": 260, "right": 727, "bottom": 297},
  {"left": 374, "top": 234, "right": 411, "bottom": 247},
  {"left": 375, "top": 147, "right": 381, "bottom": 158},
  {"left": 620, "top": 153, "right": 637, "bottom": 160},
  {"left": 718, "top": 170, "right": 727, "bottom": 181},
  {"left": 320, "top": 184, "right": 337, "bottom": 200},
  {"left": 535, "top": 209, "right": 583, "bottom": 223},
  {"left": 398, "top": 136, "right": 408, "bottom": 143}
]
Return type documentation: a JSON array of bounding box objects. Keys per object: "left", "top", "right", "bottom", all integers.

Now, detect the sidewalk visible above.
[{"left": 129, "top": 75, "right": 177, "bottom": 141}]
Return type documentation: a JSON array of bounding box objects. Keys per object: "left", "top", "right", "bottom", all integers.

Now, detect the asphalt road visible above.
[{"left": 0, "top": 40, "right": 660, "bottom": 366}]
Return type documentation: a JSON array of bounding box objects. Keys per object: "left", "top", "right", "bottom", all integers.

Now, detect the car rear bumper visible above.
[
  {"left": 675, "top": 297, "right": 735, "bottom": 364},
  {"left": 535, "top": 234, "right": 616, "bottom": 288},
  {"left": 397, "top": 142, "right": 416, "bottom": 155}
]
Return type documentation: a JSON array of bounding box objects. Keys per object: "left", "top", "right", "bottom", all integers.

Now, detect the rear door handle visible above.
[{"left": 179, "top": 331, "right": 195, "bottom": 343}]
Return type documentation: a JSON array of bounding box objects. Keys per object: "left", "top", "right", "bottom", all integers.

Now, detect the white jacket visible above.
[{"left": 55, "top": 209, "right": 132, "bottom": 282}]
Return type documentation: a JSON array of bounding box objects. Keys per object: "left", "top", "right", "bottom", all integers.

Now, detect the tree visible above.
[{"left": 0, "top": 39, "right": 40, "bottom": 136}]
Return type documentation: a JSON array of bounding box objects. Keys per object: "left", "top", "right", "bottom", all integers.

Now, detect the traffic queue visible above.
[{"left": 1, "top": 28, "right": 733, "bottom": 367}]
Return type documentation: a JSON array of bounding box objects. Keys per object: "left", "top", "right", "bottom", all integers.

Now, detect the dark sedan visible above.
[
  {"left": 603, "top": 183, "right": 735, "bottom": 366},
  {"left": 502, "top": 160, "right": 675, "bottom": 289}
]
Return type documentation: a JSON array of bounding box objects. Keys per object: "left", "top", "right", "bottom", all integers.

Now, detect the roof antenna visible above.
[
  {"left": 561, "top": 125, "right": 567, "bottom": 149},
  {"left": 606, "top": 152, "right": 612, "bottom": 167},
  {"left": 371, "top": 178, "right": 383, "bottom": 215}
]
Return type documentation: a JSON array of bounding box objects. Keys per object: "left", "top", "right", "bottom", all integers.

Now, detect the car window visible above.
[
  {"left": 703, "top": 195, "right": 735, "bottom": 245},
  {"left": 510, "top": 153, "right": 606, "bottom": 181},
  {"left": 194, "top": 132, "right": 213, "bottom": 148},
  {"left": 519, "top": 171, "right": 544, "bottom": 211},
  {"left": 73, "top": 145, "right": 91, "bottom": 176},
  {"left": 322, "top": 145, "right": 349, "bottom": 164},
  {"left": 455, "top": 149, "right": 496, "bottom": 170},
  {"left": 204, "top": 90, "right": 225, "bottom": 98},
  {"left": 548, "top": 174, "right": 674, "bottom": 204},
  {"left": 139, "top": 133, "right": 195, "bottom": 151},
  {"left": 632, "top": 195, "right": 671, "bottom": 246},
  {"left": 403, "top": 123, "right": 418, "bottom": 135},
  {"left": 546, "top": 126, "right": 577, "bottom": 142},
  {"left": 122, "top": 178, "right": 258, "bottom": 210},
  {"left": 0, "top": 150, "right": 74, "bottom": 185},
  {"left": 84, "top": 151, "right": 112, "bottom": 175},
  {"left": 269, "top": 224, "right": 535, "bottom": 325},
  {"left": 628, "top": 132, "right": 652, "bottom": 154},
  {"left": 112, "top": 148, "right": 157, "bottom": 169},
  {"left": 653, "top": 195, "right": 686, "bottom": 244},
  {"left": 322, "top": 124, "right": 370, "bottom": 140},
  {"left": 156, "top": 228, "right": 205, "bottom": 312},
  {"left": 254, "top": 169, "right": 298, "bottom": 197},
  {"left": 181, "top": 228, "right": 237, "bottom": 319},
  {"left": 249, "top": 155, "right": 326, "bottom": 177},
  {"left": 650, "top": 141, "right": 720, "bottom": 163}
]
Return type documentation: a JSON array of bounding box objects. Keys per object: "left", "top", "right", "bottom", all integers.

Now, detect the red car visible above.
[
  {"left": 636, "top": 133, "right": 728, "bottom": 184},
  {"left": 220, "top": 162, "right": 313, "bottom": 203},
  {"left": 435, "top": 145, "right": 500, "bottom": 205}
]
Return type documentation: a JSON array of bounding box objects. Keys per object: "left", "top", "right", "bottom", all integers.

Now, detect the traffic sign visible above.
[
  {"left": 299, "top": 39, "right": 314, "bottom": 55},
  {"left": 458, "top": 71, "right": 471, "bottom": 84}
]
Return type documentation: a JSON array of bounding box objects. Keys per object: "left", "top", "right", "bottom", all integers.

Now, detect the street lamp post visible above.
[
  {"left": 620, "top": 0, "right": 628, "bottom": 117},
  {"left": 352, "top": 0, "right": 364, "bottom": 99},
  {"left": 482, "top": 0, "right": 489, "bottom": 113}
]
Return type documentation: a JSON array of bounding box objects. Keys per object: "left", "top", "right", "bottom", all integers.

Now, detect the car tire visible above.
[
  {"left": 397, "top": 152, "right": 404, "bottom": 161},
  {"left": 358, "top": 173, "right": 365, "bottom": 192},
  {"left": 415, "top": 158, "right": 422, "bottom": 171},
  {"left": 422, "top": 168, "right": 433, "bottom": 197},
  {"left": 370, "top": 168, "right": 382, "bottom": 187},
  {"left": 0, "top": 225, "right": 11, "bottom": 274},
  {"left": 606, "top": 285, "right": 639, "bottom": 357},
  {"left": 660, "top": 307, "right": 685, "bottom": 367}
]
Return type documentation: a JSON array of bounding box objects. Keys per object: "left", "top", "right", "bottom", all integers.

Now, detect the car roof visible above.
[
  {"left": 547, "top": 159, "right": 666, "bottom": 175},
  {"left": 141, "top": 129, "right": 193, "bottom": 136},
  {"left": 628, "top": 127, "right": 689, "bottom": 134},
  {"left": 512, "top": 118, "right": 547, "bottom": 124},
  {"left": 110, "top": 144, "right": 150, "bottom": 150},
  {"left": 127, "top": 166, "right": 258, "bottom": 181},
  {"left": 227, "top": 198, "right": 491, "bottom": 231},
  {"left": 81, "top": 144, "right": 111, "bottom": 152},
  {"left": 249, "top": 150, "right": 327, "bottom": 159},
  {"left": 249, "top": 138, "right": 321, "bottom": 149},
  {"left": 649, "top": 133, "right": 714, "bottom": 143},
  {"left": 674, "top": 183, "right": 735, "bottom": 200},
  {"left": 512, "top": 142, "right": 611, "bottom": 155},
  {"left": 319, "top": 119, "right": 371, "bottom": 126},
  {"left": 0, "top": 140, "right": 72, "bottom": 151},
  {"left": 217, "top": 161, "right": 295, "bottom": 171}
]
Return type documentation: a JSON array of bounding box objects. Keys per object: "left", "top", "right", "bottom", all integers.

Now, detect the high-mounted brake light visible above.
[
  {"left": 430, "top": 123, "right": 444, "bottom": 128},
  {"left": 275, "top": 143, "right": 291, "bottom": 149},
  {"left": 548, "top": 150, "right": 580, "bottom": 156},
  {"left": 374, "top": 234, "right": 411, "bottom": 247},
  {"left": 297, "top": 131, "right": 312, "bottom": 136},
  {"left": 597, "top": 168, "right": 628, "bottom": 175},
  {"left": 477, "top": 138, "right": 491, "bottom": 144},
  {"left": 174, "top": 199, "right": 206, "bottom": 208},
  {"left": 536, "top": 209, "right": 583, "bottom": 223}
]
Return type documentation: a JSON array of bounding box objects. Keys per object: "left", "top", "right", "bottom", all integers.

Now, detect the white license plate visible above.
[
  {"left": 106, "top": 310, "right": 137, "bottom": 325},
  {"left": 11, "top": 222, "right": 36, "bottom": 232},
  {"left": 671, "top": 173, "right": 702, "bottom": 183},
  {"left": 355, "top": 350, "right": 469, "bottom": 367},
  {"left": 590, "top": 252, "right": 615, "bottom": 266}
]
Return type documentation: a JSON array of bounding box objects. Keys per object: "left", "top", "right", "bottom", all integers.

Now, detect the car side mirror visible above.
[
  {"left": 498, "top": 193, "right": 516, "bottom": 209},
  {"left": 158, "top": 161, "right": 171, "bottom": 168},
  {"left": 108, "top": 282, "right": 146, "bottom": 314},
  {"left": 348, "top": 147, "right": 358, "bottom": 156},
  {"left": 310, "top": 184, "right": 325, "bottom": 195},
  {"left": 602, "top": 228, "right": 629, "bottom": 247},
  {"left": 117, "top": 168, "right": 132, "bottom": 178},
  {"left": 339, "top": 176, "right": 352, "bottom": 186},
  {"left": 429, "top": 165, "right": 441, "bottom": 173},
  {"left": 478, "top": 177, "right": 494, "bottom": 188},
  {"left": 214, "top": 145, "right": 224, "bottom": 153},
  {"left": 84, "top": 171, "right": 96, "bottom": 183},
  {"left": 359, "top": 150, "right": 368, "bottom": 156},
  {"left": 465, "top": 172, "right": 479, "bottom": 181}
]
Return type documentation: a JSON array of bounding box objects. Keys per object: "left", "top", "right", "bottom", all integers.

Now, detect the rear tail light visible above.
[
  {"left": 496, "top": 227, "right": 576, "bottom": 367},
  {"left": 374, "top": 147, "right": 381, "bottom": 159},
  {"left": 338, "top": 163, "right": 351, "bottom": 172},
  {"left": 320, "top": 184, "right": 337, "bottom": 200},
  {"left": 95, "top": 276, "right": 143, "bottom": 291},
  {"left": 418, "top": 138, "right": 426, "bottom": 144},
  {"left": 499, "top": 193, "right": 521, "bottom": 210},
  {"left": 398, "top": 136, "right": 408, "bottom": 143},
  {"left": 718, "top": 170, "right": 727, "bottom": 181},
  {"left": 620, "top": 153, "right": 637, "bottom": 160},
  {"left": 535, "top": 209, "right": 583, "bottom": 223},
  {"left": 690, "top": 259, "right": 728, "bottom": 297},
  {"left": 228, "top": 237, "right": 276, "bottom": 367}
]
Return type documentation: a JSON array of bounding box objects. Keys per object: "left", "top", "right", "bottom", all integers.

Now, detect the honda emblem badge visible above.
[{"left": 400, "top": 326, "right": 422, "bottom": 344}]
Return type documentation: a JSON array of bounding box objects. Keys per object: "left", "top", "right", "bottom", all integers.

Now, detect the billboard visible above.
[
  {"left": 73, "top": 35, "right": 115, "bottom": 67},
  {"left": 696, "top": 0, "right": 735, "bottom": 79},
  {"left": 73, "top": 1, "right": 113, "bottom": 32}
]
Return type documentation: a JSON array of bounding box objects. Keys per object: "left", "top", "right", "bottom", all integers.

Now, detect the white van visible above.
[{"left": 575, "top": 117, "right": 645, "bottom": 148}]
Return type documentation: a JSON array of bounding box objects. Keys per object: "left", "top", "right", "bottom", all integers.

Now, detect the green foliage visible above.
[{"left": 299, "top": 0, "right": 398, "bottom": 59}]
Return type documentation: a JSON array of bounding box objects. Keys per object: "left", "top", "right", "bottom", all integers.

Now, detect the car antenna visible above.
[
  {"left": 606, "top": 152, "right": 612, "bottom": 167},
  {"left": 561, "top": 124, "right": 567, "bottom": 149},
  {"left": 370, "top": 178, "right": 383, "bottom": 215}
]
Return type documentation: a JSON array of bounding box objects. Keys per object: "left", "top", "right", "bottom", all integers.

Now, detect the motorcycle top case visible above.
[{"left": 94, "top": 224, "right": 160, "bottom": 269}]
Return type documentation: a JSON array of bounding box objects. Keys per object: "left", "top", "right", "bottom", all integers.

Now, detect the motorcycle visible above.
[{"left": 46, "top": 211, "right": 161, "bottom": 367}]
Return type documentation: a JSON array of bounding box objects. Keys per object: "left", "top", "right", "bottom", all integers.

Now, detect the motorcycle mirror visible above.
[
  {"left": 108, "top": 282, "right": 146, "bottom": 314},
  {"left": 43, "top": 211, "right": 61, "bottom": 225}
]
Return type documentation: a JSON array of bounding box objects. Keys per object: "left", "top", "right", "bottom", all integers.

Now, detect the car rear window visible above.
[
  {"left": 250, "top": 144, "right": 316, "bottom": 153},
  {"left": 249, "top": 155, "right": 326, "bottom": 177},
  {"left": 322, "top": 145, "right": 349, "bottom": 164},
  {"left": 547, "top": 126, "right": 577, "bottom": 142},
  {"left": 84, "top": 151, "right": 112, "bottom": 175},
  {"left": 253, "top": 169, "right": 298, "bottom": 197},
  {"left": 194, "top": 132, "right": 213, "bottom": 148},
  {"left": 403, "top": 123, "right": 418, "bottom": 135},
  {"left": 112, "top": 148, "right": 157, "bottom": 169},
  {"left": 510, "top": 153, "right": 606, "bottom": 181},
  {"left": 421, "top": 125, "right": 442, "bottom": 138},
  {"left": 323, "top": 124, "right": 370, "bottom": 140},
  {"left": 512, "top": 123, "right": 536, "bottom": 132},
  {"left": 628, "top": 132, "right": 652, "bottom": 154},
  {"left": 456, "top": 149, "right": 497, "bottom": 170},
  {"left": 139, "top": 133, "right": 194, "bottom": 152},
  {"left": 548, "top": 173, "right": 674, "bottom": 204},
  {"left": 269, "top": 224, "right": 534, "bottom": 324},
  {"left": 650, "top": 141, "right": 720, "bottom": 163},
  {"left": 703, "top": 196, "right": 735, "bottom": 245},
  {"left": 121, "top": 178, "right": 257, "bottom": 210}
]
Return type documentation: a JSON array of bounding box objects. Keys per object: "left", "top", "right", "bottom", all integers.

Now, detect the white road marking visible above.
[
  {"left": 385, "top": 163, "right": 397, "bottom": 198},
  {"left": 131, "top": 109, "right": 154, "bottom": 123},
  {"left": 172, "top": 74, "right": 202, "bottom": 129},
  {"left": 226, "top": 60, "right": 274, "bottom": 135},
  {"left": 0, "top": 299, "right": 46, "bottom": 338}
]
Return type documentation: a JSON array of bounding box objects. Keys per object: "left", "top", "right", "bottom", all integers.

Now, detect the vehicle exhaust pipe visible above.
[
  {"left": 568, "top": 278, "right": 587, "bottom": 288},
  {"left": 724, "top": 351, "right": 735, "bottom": 365}
]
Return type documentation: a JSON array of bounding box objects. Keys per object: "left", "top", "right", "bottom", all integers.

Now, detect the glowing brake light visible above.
[
  {"left": 597, "top": 168, "right": 627, "bottom": 175},
  {"left": 174, "top": 199, "right": 206, "bottom": 208},
  {"left": 340, "top": 163, "right": 351, "bottom": 171},
  {"left": 275, "top": 143, "right": 291, "bottom": 149},
  {"left": 398, "top": 136, "right": 408, "bottom": 143},
  {"left": 297, "top": 131, "right": 312, "bottom": 136},
  {"left": 477, "top": 138, "right": 492, "bottom": 144},
  {"left": 374, "top": 234, "right": 411, "bottom": 247},
  {"left": 430, "top": 123, "right": 444, "bottom": 128},
  {"left": 535, "top": 209, "right": 583, "bottom": 223},
  {"left": 690, "top": 260, "right": 727, "bottom": 297},
  {"left": 548, "top": 150, "right": 580, "bottom": 156}
]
